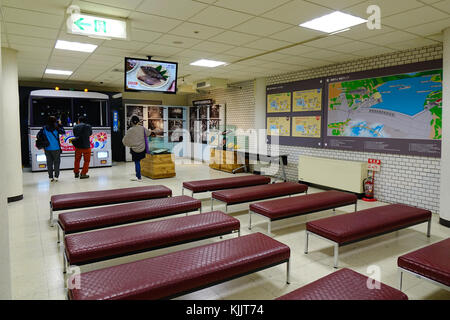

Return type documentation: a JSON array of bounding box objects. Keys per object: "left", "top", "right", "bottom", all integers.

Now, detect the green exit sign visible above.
[{"left": 68, "top": 13, "right": 127, "bottom": 39}]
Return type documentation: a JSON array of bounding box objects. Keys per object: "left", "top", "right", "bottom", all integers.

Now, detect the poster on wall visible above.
[
  {"left": 148, "top": 119, "right": 164, "bottom": 136},
  {"left": 267, "top": 117, "right": 291, "bottom": 136},
  {"left": 126, "top": 105, "right": 144, "bottom": 129},
  {"left": 169, "top": 107, "right": 184, "bottom": 119},
  {"left": 293, "top": 89, "right": 322, "bottom": 112},
  {"left": 325, "top": 60, "right": 442, "bottom": 157},
  {"left": 292, "top": 116, "right": 322, "bottom": 138},
  {"left": 267, "top": 93, "right": 291, "bottom": 113},
  {"left": 148, "top": 106, "right": 163, "bottom": 119}
]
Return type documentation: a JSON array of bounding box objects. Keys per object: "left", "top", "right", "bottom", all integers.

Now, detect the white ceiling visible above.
[{"left": 0, "top": 0, "right": 448, "bottom": 89}]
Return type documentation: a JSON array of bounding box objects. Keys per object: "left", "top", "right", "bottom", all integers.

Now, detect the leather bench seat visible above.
[
  {"left": 183, "top": 175, "right": 271, "bottom": 193},
  {"left": 306, "top": 204, "right": 431, "bottom": 245},
  {"left": 69, "top": 232, "right": 290, "bottom": 300},
  {"left": 212, "top": 182, "right": 308, "bottom": 205},
  {"left": 58, "top": 196, "right": 201, "bottom": 234},
  {"left": 398, "top": 238, "right": 450, "bottom": 287},
  {"left": 276, "top": 268, "right": 408, "bottom": 300},
  {"left": 51, "top": 185, "right": 172, "bottom": 211},
  {"left": 65, "top": 211, "right": 240, "bottom": 266},
  {"left": 250, "top": 190, "right": 357, "bottom": 220}
]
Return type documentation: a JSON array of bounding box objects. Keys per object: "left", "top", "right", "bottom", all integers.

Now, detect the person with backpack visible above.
[
  {"left": 72, "top": 116, "right": 93, "bottom": 179},
  {"left": 38, "top": 116, "right": 66, "bottom": 182},
  {"left": 122, "top": 116, "right": 151, "bottom": 182}
]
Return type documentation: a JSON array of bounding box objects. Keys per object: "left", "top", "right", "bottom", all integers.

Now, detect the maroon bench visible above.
[
  {"left": 63, "top": 211, "right": 240, "bottom": 273},
  {"left": 50, "top": 185, "right": 172, "bottom": 226},
  {"left": 249, "top": 191, "right": 357, "bottom": 234},
  {"left": 182, "top": 175, "right": 271, "bottom": 197},
  {"left": 68, "top": 232, "right": 291, "bottom": 300},
  {"left": 57, "top": 196, "right": 201, "bottom": 241},
  {"left": 211, "top": 182, "right": 308, "bottom": 213},
  {"left": 277, "top": 268, "right": 408, "bottom": 300},
  {"left": 305, "top": 204, "right": 432, "bottom": 268},
  {"left": 398, "top": 238, "right": 450, "bottom": 291}
]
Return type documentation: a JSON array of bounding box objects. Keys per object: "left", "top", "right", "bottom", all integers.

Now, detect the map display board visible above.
[
  {"left": 267, "top": 117, "right": 291, "bottom": 136},
  {"left": 325, "top": 60, "right": 442, "bottom": 157},
  {"left": 292, "top": 116, "right": 322, "bottom": 138},
  {"left": 266, "top": 60, "right": 442, "bottom": 157},
  {"left": 267, "top": 93, "right": 291, "bottom": 113},
  {"left": 293, "top": 89, "right": 322, "bottom": 112}
]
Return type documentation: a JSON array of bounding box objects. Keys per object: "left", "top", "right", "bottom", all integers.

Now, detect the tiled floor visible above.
[{"left": 6, "top": 162, "right": 450, "bottom": 300}]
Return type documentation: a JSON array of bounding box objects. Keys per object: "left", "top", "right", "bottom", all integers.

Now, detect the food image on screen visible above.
[
  {"left": 125, "top": 58, "right": 177, "bottom": 93},
  {"left": 126, "top": 60, "right": 138, "bottom": 73},
  {"left": 148, "top": 106, "right": 163, "bottom": 119},
  {"left": 169, "top": 107, "right": 184, "bottom": 119}
]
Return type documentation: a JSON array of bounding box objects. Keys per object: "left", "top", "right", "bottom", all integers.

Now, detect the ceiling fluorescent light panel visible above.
[
  {"left": 55, "top": 40, "right": 98, "bottom": 53},
  {"left": 190, "top": 59, "right": 227, "bottom": 68},
  {"left": 300, "top": 11, "right": 367, "bottom": 34}
]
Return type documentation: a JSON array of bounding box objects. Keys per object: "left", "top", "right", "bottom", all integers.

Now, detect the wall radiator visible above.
[{"left": 298, "top": 155, "right": 368, "bottom": 194}]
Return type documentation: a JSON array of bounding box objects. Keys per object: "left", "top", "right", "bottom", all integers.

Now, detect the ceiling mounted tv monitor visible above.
[{"left": 125, "top": 57, "right": 178, "bottom": 94}]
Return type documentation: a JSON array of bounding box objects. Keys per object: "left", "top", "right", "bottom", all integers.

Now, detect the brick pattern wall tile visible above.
[{"left": 188, "top": 44, "right": 443, "bottom": 213}]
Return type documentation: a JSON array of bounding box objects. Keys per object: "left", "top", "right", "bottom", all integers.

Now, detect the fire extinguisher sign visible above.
[{"left": 368, "top": 159, "right": 381, "bottom": 172}]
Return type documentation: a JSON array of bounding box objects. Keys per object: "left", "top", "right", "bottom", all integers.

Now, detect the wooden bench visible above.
[
  {"left": 305, "top": 204, "right": 432, "bottom": 268},
  {"left": 50, "top": 185, "right": 172, "bottom": 226},
  {"left": 63, "top": 211, "right": 240, "bottom": 273},
  {"left": 398, "top": 238, "right": 450, "bottom": 291},
  {"left": 249, "top": 190, "right": 357, "bottom": 234},
  {"left": 68, "top": 233, "right": 291, "bottom": 300},
  {"left": 211, "top": 182, "right": 308, "bottom": 213},
  {"left": 277, "top": 268, "right": 408, "bottom": 300},
  {"left": 57, "top": 196, "right": 201, "bottom": 242}
]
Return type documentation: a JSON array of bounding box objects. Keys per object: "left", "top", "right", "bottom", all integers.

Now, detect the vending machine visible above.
[{"left": 28, "top": 90, "right": 113, "bottom": 172}]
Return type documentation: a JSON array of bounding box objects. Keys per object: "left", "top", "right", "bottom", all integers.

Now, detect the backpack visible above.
[{"left": 35, "top": 129, "right": 49, "bottom": 150}]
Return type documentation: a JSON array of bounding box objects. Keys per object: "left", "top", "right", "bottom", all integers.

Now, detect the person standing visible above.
[
  {"left": 72, "top": 116, "right": 93, "bottom": 179},
  {"left": 42, "top": 116, "right": 65, "bottom": 182},
  {"left": 122, "top": 116, "right": 151, "bottom": 182}
]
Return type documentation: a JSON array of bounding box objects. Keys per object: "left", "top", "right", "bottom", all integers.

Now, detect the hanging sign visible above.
[
  {"left": 67, "top": 13, "right": 127, "bottom": 40},
  {"left": 113, "top": 110, "right": 119, "bottom": 132}
]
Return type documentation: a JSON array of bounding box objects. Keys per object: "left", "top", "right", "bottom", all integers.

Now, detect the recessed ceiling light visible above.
[
  {"left": 55, "top": 40, "right": 98, "bottom": 53},
  {"left": 190, "top": 59, "right": 227, "bottom": 68},
  {"left": 173, "top": 41, "right": 183, "bottom": 45},
  {"left": 299, "top": 11, "right": 367, "bottom": 34},
  {"left": 45, "top": 69, "right": 73, "bottom": 76}
]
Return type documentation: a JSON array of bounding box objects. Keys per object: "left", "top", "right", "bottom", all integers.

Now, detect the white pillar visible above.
[
  {"left": 1, "top": 47, "right": 23, "bottom": 201},
  {"left": 440, "top": 28, "right": 450, "bottom": 227},
  {"left": 254, "top": 77, "right": 267, "bottom": 130},
  {"left": 0, "top": 19, "right": 12, "bottom": 299}
]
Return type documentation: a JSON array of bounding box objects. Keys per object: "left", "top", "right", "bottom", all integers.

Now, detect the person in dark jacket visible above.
[
  {"left": 43, "top": 116, "right": 66, "bottom": 182},
  {"left": 72, "top": 116, "right": 93, "bottom": 179}
]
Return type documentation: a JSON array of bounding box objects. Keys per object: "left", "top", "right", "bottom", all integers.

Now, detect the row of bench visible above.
[{"left": 49, "top": 175, "right": 448, "bottom": 300}]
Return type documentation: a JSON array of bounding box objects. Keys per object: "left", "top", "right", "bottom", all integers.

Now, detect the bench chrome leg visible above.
[
  {"left": 399, "top": 270, "right": 403, "bottom": 291},
  {"left": 63, "top": 251, "right": 68, "bottom": 274},
  {"left": 49, "top": 202, "right": 54, "bottom": 227},
  {"left": 286, "top": 259, "right": 290, "bottom": 284},
  {"left": 225, "top": 204, "right": 228, "bottom": 213},
  {"left": 355, "top": 202, "right": 358, "bottom": 212},
  {"left": 304, "top": 232, "right": 309, "bottom": 254},
  {"left": 211, "top": 195, "right": 214, "bottom": 212},
  {"left": 57, "top": 224, "right": 61, "bottom": 244},
  {"left": 334, "top": 244, "right": 339, "bottom": 269},
  {"left": 238, "top": 229, "right": 241, "bottom": 237},
  {"left": 268, "top": 220, "right": 272, "bottom": 236},
  {"left": 427, "top": 219, "right": 431, "bottom": 238},
  {"left": 199, "top": 206, "right": 202, "bottom": 214}
]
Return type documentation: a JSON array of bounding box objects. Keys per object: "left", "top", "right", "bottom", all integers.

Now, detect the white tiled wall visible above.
[{"left": 189, "top": 44, "right": 443, "bottom": 213}]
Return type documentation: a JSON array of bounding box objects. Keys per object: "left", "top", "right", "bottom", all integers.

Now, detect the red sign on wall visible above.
[{"left": 368, "top": 159, "right": 381, "bottom": 172}]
